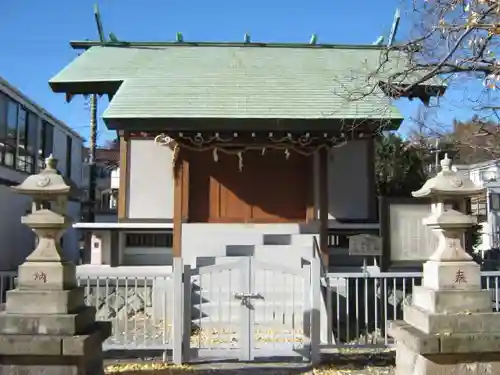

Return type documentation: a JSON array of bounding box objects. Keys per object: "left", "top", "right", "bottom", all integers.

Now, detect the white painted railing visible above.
[
  {"left": 1, "top": 265, "right": 500, "bottom": 360},
  {"left": 322, "top": 270, "right": 500, "bottom": 351},
  {"left": 0, "top": 263, "right": 187, "bottom": 364},
  {"left": 76, "top": 267, "right": 175, "bottom": 352}
]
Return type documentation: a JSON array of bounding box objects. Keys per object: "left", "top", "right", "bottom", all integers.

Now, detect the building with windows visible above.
[
  {"left": 453, "top": 159, "right": 500, "bottom": 254},
  {"left": 81, "top": 146, "right": 120, "bottom": 221},
  {"left": 0, "top": 76, "right": 85, "bottom": 270}
]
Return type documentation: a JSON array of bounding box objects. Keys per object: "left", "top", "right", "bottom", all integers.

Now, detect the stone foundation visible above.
[
  {"left": 0, "top": 346, "right": 105, "bottom": 375},
  {"left": 0, "top": 320, "right": 111, "bottom": 374},
  {"left": 395, "top": 342, "right": 500, "bottom": 375},
  {"left": 390, "top": 320, "right": 500, "bottom": 375}
]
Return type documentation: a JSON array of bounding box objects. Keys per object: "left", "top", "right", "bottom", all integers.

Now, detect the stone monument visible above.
[
  {"left": 0, "top": 155, "right": 111, "bottom": 374},
  {"left": 388, "top": 154, "right": 500, "bottom": 374}
]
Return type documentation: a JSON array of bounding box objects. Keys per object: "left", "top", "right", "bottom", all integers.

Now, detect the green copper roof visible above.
[{"left": 49, "top": 44, "right": 443, "bottom": 122}]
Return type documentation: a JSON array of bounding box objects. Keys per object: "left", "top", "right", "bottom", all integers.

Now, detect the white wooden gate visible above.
[{"left": 188, "top": 256, "right": 312, "bottom": 361}]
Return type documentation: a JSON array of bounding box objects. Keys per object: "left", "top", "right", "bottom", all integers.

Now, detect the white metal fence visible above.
[
  {"left": 0, "top": 262, "right": 188, "bottom": 364},
  {"left": 76, "top": 267, "right": 176, "bottom": 351},
  {"left": 1, "top": 264, "right": 500, "bottom": 362},
  {"left": 322, "top": 270, "right": 500, "bottom": 351}
]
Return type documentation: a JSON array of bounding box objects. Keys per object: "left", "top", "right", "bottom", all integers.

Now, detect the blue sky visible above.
[{"left": 0, "top": 0, "right": 481, "bottom": 145}]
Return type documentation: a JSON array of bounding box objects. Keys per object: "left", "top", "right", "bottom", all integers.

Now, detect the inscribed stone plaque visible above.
[
  {"left": 389, "top": 203, "right": 438, "bottom": 261},
  {"left": 349, "top": 234, "right": 382, "bottom": 256}
]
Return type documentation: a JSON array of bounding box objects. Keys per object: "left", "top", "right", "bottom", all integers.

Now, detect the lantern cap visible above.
[
  {"left": 12, "top": 155, "right": 73, "bottom": 197},
  {"left": 412, "top": 154, "right": 485, "bottom": 198}
]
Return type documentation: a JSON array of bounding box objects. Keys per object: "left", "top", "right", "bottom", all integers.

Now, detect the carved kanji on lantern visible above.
[{"left": 454, "top": 269, "right": 467, "bottom": 284}]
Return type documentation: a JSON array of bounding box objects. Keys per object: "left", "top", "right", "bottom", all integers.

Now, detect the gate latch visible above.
[{"left": 234, "top": 292, "right": 262, "bottom": 303}]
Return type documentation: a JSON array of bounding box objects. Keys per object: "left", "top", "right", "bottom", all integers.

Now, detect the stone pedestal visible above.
[
  {"left": 0, "top": 155, "right": 111, "bottom": 374},
  {"left": 0, "top": 252, "right": 112, "bottom": 374},
  {"left": 390, "top": 259, "right": 500, "bottom": 374}
]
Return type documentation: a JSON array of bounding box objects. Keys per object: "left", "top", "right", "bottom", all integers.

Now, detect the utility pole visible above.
[
  {"left": 81, "top": 4, "right": 105, "bottom": 264},
  {"left": 87, "top": 94, "right": 97, "bottom": 223},
  {"left": 86, "top": 3, "right": 104, "bottom": 224},
  {"left": 81, "top": 94, "right": 97, "bottom": 265}
]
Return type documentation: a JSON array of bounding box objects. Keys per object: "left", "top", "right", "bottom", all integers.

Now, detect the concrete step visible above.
[
  {"left": 225, "top": 245, "right": 255, "bottom": 257},
  {"left": 252, "top": 245, "right": 313, "bottom": 268},
  {"left": 262, "top": 234, "right": 317, "bottom": 246},
  {"left": 225, "top": 243, "right": 314, "bottom": 258},
  {"left": 327, "top": 266, "right": 366, "bottom": 274},
  {"left": 195, "top": 256, "right": 244, "bottom": 267},
  {"left": 328, "top": 247, "right": 370, "bottom": 268},
  {"left": 329, "top": 257, "right": 365, "bottom": 267},
  {"left": 198, "top": 249, "right": 312, "bottom": 270}
]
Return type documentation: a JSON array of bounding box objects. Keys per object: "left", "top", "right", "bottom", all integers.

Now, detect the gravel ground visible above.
[{"left": 104, "top": 353, "right": 395, "bottom": 374}]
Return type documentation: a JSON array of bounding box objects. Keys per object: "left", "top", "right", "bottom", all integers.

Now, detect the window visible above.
[
  {"left": 95, "top": 165, "right": 111, "bottom": 179},
  {"left": 38, "top": 121, "right": 53, "bottom": 167},
  {"left": 125, "top": 233, "right": 173, "bottom": 248},
  {"left": 0, "top": 93, "right": 7, "bottom": 164},
  {"left": 0, "top": 93, "right": 7, "bottom": 142},
  {"left": 26, "top": 112, "right": 37, "bottom": 172},
  {"left": 491, "top": 193, "right": 500, "bottom": 212},
  {"left": 101, "top": 192, "right": 109, "bottom": 210},
  {"left": 6, "top": 100, "right": 17, "bottom": 140},
  {"left": 0, "top": 95, "right": 57, "bottom": 174},
  {"left": 5, "top": 100, "right": 18, "bottom": 167},
  {"left": 16, "top": 107, "right": 31, "bottom": 173},
  {"left": 110, "top": 191, "right": 118, "bottom": 209},
  {"left": 481, "top": 170, "right": 497, "bottom": 182},
  {"left": 17, "top": 107, "right": 27, "bottom": 147},
  {"left": 0, "top": 95, "right": 39, "bottom": 174},
  {"left": 66, "top": 135, "right": 72, "bottom": 178}
]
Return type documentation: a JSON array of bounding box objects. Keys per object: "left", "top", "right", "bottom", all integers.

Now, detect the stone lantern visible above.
[
  {"left": 13, "top": 155, "right": 75, "bottom": 287},
  {"left": 411, "top": 154, "right": 483, "bottom": 278},
  {"left": 0, "top": 155, "right": 111, "bottom": 375},
  {"left": 388, "top": 154, "right": 500, "bottom": 374}
]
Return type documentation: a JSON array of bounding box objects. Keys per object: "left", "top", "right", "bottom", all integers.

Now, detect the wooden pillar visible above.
[
  {"left": 117, "top": 131, "right": 128, "bottom": 220},
  {"left": 173, "top": 149, "right": 190, "bottom": 258},
  {"left": 306, "top": 155, "right": 316, "bottom": 222},
  {"left": 318, "top": 147, "right": 329, "bottom": 266}
]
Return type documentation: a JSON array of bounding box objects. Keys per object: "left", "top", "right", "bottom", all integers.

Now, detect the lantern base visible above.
[
  {"left": 17, "top": 261, "right": 77, "bottom": 290},
  {"left": 422, "top": 260, "right": 481, "bottom": 291}
]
